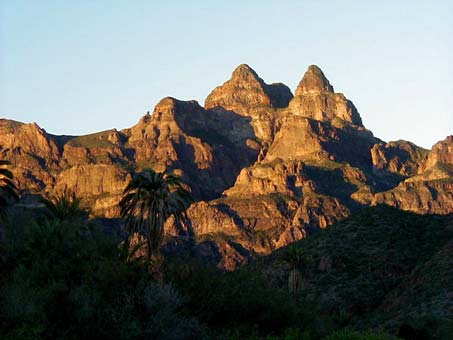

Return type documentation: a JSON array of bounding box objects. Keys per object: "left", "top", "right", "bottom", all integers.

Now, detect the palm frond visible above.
[
  {"left": 0, "top": 160, "right": 19, "bottom": 219},
  {"left": 119, "top": 169, "right": 193, "bottom": 260},
  {"left": 40, "top": 189, "right": 86, "bottom": 221}
]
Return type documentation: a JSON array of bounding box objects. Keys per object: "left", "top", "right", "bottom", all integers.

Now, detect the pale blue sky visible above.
[{"left": 1, "top": 0, "right": 452, "bottom": 148}]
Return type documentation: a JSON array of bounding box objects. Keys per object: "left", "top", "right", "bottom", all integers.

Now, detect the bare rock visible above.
[
  {"left": 288, "top": 65, "right": 363, "bottom": 126},
  {"left": 372, "top": 136, "right": 453, "bottom": 214},
  {"left": 372, "top": 181, "right": 453, "bottom": 215},
  {"left": 371, "top": 140, "right": 428, "bottom": 177},
  {"left": 295, "top": 65, "right": 334, "bottom": 95},
  {"left": 224, "top": 159, "right": 305, "bottom": 197},
  {"left": 55, "top": 164, "right": 131, "bottom": 196},
  {"left": 292, "top": 194, "right": 350, "bottom": 229},
  {"left": 205, "top": 64, "right": 293, "bottom": 114}
]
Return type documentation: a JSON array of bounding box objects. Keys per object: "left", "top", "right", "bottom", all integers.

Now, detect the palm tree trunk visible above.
[
  {"left": 146, "top": 238, "right": 153, "bottom": 272},
  {"left": 153, "top": 251, "right": 164, "bottom": 285},
  {"left": 146, "top": 240, "right": 164, "bottom": 284}
]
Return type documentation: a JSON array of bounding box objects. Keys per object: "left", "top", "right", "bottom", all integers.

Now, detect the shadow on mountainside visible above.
[
  {"left": 171, "top": 107, "right": 260, "bottom": 201},
  {"left": 259, "top": 205, "right": 453, "bottom": 338}
]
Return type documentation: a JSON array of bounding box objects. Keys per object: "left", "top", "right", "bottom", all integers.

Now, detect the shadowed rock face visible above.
[
  {"left": 123, "top": 96, "right": 260, "bottom": 200},
  {"left": 266, "top": 83, "right": 294, "bottom": 108},
  {"left": 371, "top": 140, "right": 429, "bottom": 177},
  {"left": 2, "top": 64, "right": 452, "bottom": 269},
  {"left": 204, "top": 64, "right": 293, "bottom": 145}
]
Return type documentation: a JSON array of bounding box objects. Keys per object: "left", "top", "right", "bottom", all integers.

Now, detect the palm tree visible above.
[
  {"left": 119, "top": 169, "right": 193, "bottom": 274},
  {"left": 0, "top": 160, "right": 19, "bottom": 220},
  {"left": 40, "top": 189, "right": 86, "bottom": 222}
]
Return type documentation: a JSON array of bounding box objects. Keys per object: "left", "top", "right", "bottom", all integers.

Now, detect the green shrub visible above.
[
  {"left": 0, "top": 218, "right": 207, "bottom": 340},
  {"left": 165, "top": 258, "right": 304, "bottom": 336},
  {"left": 325, "top": 329, "right": 398, "bottom": 340}
]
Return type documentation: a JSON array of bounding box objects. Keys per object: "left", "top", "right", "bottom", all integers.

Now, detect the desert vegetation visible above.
[{"left": 0, "top": 168, "right": 451, "bottom": 339}]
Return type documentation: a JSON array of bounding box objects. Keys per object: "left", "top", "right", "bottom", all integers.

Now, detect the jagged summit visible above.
[
  {"left": 2, "top": 63, "right": 452, "bottom": 271},
  {"left": 288, "top": 65, "right": 363, "bottom": 126},
  {"left": 231, "top": 63, "right": 262, "bottom": 82},
  {"left": 295, "top": 65, "right": 334, "bottom": 96},
  {"left": 204, "top": 64, "right": 293, "bottom": 114},
  {"left": 154, "top": 96, "right": 202, "bottom": 111},
  {"left": 204, "top": 64, "right": 271, "bottom": 113}
]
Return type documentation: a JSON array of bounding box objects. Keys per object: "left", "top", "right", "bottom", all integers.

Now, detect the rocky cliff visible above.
[
  {"left": 2, "top": 64, "right": 452, "bottom": 269},
  {"left": 372, "top": 136, "right": 453, "bottom": 214}
]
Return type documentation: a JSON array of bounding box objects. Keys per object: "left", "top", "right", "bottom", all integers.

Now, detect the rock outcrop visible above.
[
  {"left": 371, "top": 140, "right": 428, "bottom": 177},
  {"left": 1, "top": 64, "right": 451, "bottom": 269},
  {"left": 124, "top": 97, "right": 259, "bottom": 199},
  {"left": 205, "top": 64, "right": 293, "bottom": 114},
  {"left": 419, "top": 136, "right": 453, "bottom": 176},
  {"left": 288, "top": 65, "right": 363, "bottom": 126},
  {"left": 295, "top": 65, "right": 334, "bottom": 95},
  {"left": 0, "top": 119, "right": 60, "bottom": 191},
  {"left": 55, "top": 164, "right": 130, "bottom": 196},
  {"left": 205, "top": 64, "right": 292, "bottom": 144},
  {"left": 372, "top": 136, "right": 453, "bottom": 214}
]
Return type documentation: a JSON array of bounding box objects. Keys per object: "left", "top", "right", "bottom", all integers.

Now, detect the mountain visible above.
[
  {"left": 1, "top": 64, "right": 452, "bottom": 269},
  {"left": 257, "top": 205, "right": 453, "bottom": 336}
]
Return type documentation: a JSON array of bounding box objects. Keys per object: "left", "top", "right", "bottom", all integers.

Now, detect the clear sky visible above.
[{"left": 1, "top": 0, "right": 452, "bottom": 149}]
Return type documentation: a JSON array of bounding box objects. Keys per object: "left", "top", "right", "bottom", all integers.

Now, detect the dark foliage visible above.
[
  {"left": 261, "top": 205, "right": 453, "bottom": 339},
  {"left": 0, "top": 217, "right": 205, "bottom": 340},
  {"left": 120, "top": 169, "right": 193, "bottom": 264},
  {"left": 166, "top": 259, "right": 295, "bottom": 330},
  {"left": 0, "top": 204, "right": 439, "bottom": 340},
  {"left": 0, "top": 160, "right": 19, "bottom": 220},
  {"left": 40, "top": 190, "right": 86, "bottom": 222}
]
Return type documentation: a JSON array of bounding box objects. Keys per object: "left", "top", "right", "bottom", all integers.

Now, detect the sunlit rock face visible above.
[
  {"left": 295, "top": 65, "right": 334, "bottom": 95},
  {"left": 205, "top": 63, "right": 293, "bottom": 114},
  {"left": 1, "top": 64, "right": 452, "bottom": 270},
  {"left": 288, "top": 65, "right": 363, "bottom": 126},
  {"left": 0, "top": 119, "right": 61, "bottom": 191},
  {"left": 372, "top": 136, "right": 453, "bottom": 214},
  {"left": 124, "top": 96, "right": 259, "bottom": 200}
]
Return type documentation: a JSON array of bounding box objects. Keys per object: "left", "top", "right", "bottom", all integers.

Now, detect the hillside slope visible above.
[{"left": 258, "top": 205, "right": 453, "bottom": 337}]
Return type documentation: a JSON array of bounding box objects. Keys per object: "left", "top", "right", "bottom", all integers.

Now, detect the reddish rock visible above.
[
  {"left": 205, "top": 64, "right": 292, "bottom": 114},
  {"left": 295, "top": 65, "right": 334, "bottom": 95},
  {"left": 289, "top": 65, "right": 363, "bottom": 126},
  {"left": 1, "top": 65, "right": 452, "bottom": 270}
]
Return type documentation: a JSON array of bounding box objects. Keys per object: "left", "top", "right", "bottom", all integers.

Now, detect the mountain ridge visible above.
[{"left": 2, "top": 64, "right": 452, "bottom": 269}]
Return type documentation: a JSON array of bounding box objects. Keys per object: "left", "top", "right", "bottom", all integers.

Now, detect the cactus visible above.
[
  {"left": 288, "top": 267, "right": 303, "bottom": 296},
  {"left": 282, "top": 246, "right": 309, "bottom": 297}
]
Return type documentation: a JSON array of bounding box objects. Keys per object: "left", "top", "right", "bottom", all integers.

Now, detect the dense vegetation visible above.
[
  {"left": 258, "top": 205, "right": 453, "bottom": 339},
  {"left": 0, "top": 168, "right": 451, "bottom": 339},
  {"left": 1, "top": 205, "right": 451, "bottom": 339},
  {"left": 0, "top": 209, "right": 303, "bottom": 339}
]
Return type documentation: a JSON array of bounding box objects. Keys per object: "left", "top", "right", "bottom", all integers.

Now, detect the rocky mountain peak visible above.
[
  {"left": 288, "top": 65, "right": 363, "bottom": 126},
  {"left": 295, "top": 65, "right": 334, "bottom": 96},
  {"left": 204, "top": 64, "right": 293, "bottom": 115},
  {"left": 2, "top": 64, "right": 452, "bottom": 271},
  {"left": 423, "top": 135, "right": 453, "bottom": 172},
  {"left": 204, "top": 64, "right": 271, "bottom": 113},
  {"left": 231, "top": 63, "right": 262, "bottom": 83}
]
